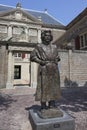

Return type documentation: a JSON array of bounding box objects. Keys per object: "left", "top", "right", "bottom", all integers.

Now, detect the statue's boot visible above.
[
  {"left": 48, "top": 100, "right": 56, "bottom": 108},
  {"left": 41, "top": 102, "right": 47, "bottom": 110}
]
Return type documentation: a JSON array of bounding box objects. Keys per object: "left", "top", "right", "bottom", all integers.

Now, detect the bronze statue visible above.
[{"left": 30, "top": 30, "right": 61, "bottom": 110}]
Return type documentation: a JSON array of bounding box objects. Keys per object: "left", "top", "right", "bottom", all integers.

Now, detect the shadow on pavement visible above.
[
  {"left": 0, "top": 93, "right": 17, "bottom": 111},
  {"left": 25, "top": 105, "right": 41, "bottom": 112},
  {"left": 57, "top": 87, "right": 87, "bottom": 112}
]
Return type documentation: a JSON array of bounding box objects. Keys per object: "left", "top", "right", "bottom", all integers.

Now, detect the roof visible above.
[
  {"left": 27, "top": 10, "right": 63, "bottom": 26},
  {"left": 54, "top": 7, "right": 87, "bottom": 47},
  {"left": 66, "top": 8, "right": 87, "bottom": 30},
  {"left": 0, "top": 4, "right": 65, "bottom": 28}
]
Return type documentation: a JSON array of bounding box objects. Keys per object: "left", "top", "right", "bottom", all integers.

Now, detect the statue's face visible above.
[{"left": 43, "top": 32, "right": 52, "bottom": 45}]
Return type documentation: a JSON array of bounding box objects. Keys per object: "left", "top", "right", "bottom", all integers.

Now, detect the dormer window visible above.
[{"left": 14, "top": 53, "right": 22, "bottom": 58}]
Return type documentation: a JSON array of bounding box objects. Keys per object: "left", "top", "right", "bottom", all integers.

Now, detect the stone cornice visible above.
[
  {"left": 8, "top": 46, "right": 34, "bottom": 52},
  {"left": 42, "top": 23, "right": 65, "bottom": 30},
  {"left": 0, "top": 17, "right": 42, "bottom": 26},
  {"left": 0, "top": 40, "right": 37, "bottom": 48}
]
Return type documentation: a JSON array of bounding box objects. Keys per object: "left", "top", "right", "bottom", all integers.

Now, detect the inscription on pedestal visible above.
[{"left": 54, "top": 123, "right": 60, "bottom": 128}]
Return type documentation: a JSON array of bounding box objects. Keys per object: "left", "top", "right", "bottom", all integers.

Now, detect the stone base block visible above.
[
  {"left": 6, "top": 82, "right": 13, "bottom": 89},
  {"left": 29, "top": 109, "right": 75, "bottom": 130}
]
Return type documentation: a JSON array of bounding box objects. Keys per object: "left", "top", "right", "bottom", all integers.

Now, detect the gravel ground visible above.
[{"left": 0, "top": 87, "right": 87, "bottom": 130}]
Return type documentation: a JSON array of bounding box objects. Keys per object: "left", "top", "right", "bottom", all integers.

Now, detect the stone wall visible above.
[
  {"left": 0, "top": 45, "right": 8, "bottom": 88},
  {"left": 59, "top": 50, "right": 87, "bottom": 87},
  {"left": 59, "top": 50, "right": 69, "bottom": 87}
]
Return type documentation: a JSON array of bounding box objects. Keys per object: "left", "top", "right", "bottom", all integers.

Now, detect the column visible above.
[
  {"left": 68, "top": 43, "right": 73, "bottom": 87},
  {"left": 6, "top": 51, "right": 14, "bottom": 89},
  {"left": 34, "top": 63, "right": 38, "bottom": 87},
  {"left": 30, "top": 62, "right": 34, "bottom": 87},
  {"left": 8, "top": 25, "right": 12, "bottom": 37},
  {"left": 38, "top": 29, "right": 41, "bottom": 43},
  {"left": 31, "top": 62, "right": 38, "bottom": 88}
]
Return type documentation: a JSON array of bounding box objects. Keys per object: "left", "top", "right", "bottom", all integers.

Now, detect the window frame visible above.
[
  {"left": 14, "top": 53, "right": 22, "bottom": 58},
  {"left": 80, "top": 32, "right": 87, "bottom": 49}
]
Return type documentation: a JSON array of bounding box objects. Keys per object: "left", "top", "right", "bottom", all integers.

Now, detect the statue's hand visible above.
[
  {"left": 56, "top": 56, "right": 60, "bottom": 62},
  {"left": 40, "top": 61, "right": 46, "bottom": 66}
]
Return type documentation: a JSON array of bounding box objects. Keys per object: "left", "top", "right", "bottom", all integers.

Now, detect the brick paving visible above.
[{"left": 0, "top": 87, "right": 87, "bottom": 130}]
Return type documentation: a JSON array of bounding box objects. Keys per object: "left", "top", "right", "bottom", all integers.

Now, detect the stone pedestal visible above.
[{"left": 29, "top": 109, "right": 75, "bottom": 130}]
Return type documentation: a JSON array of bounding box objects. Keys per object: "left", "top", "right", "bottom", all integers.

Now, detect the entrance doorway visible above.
[
  {"left": 14, "top": 65, "right": 21, "bottom": 79},
  {"left": 13, "top": 52, "right": 31, "bottom": 86}
]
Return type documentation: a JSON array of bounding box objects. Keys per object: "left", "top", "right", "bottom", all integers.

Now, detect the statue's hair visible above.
[{"left": 41, "top": 30, "right": 53, "bottom": 41}]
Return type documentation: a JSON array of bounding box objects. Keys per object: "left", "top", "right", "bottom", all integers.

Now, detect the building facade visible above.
[
  {"left": 0, "top": 3, "right": 87, "bottom": 89},
  {"left": 0, "top": 3, "right": 65, "bottom": 89}
]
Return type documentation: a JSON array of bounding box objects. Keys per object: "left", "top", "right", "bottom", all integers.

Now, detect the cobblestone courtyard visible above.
[{"left": 0, "top": 87, "right": 87, "bottom": 130}]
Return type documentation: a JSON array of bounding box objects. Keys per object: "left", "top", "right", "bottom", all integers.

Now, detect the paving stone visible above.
[{"left": 0, "top": 87, "right": 87, "bottom": 130}]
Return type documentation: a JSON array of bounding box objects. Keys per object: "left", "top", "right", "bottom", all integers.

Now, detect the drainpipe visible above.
[{"left": 67, "top": 43, "right": 73, "bottom": 87}]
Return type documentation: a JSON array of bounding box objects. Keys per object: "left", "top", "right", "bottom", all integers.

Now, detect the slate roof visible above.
[
  {"left": 26, "top": 10, "right": 63, "bottom": 26},
  {"left": 0, "top": 4, "right": 64, "bottom": 28},
  {"left": 0, "top": 4, "right": 13, "bottom": 11}
]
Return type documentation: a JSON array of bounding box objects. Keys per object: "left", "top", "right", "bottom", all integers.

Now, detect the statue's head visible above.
[{"left": 41, "top": 30, "right": 53, "bottom": 45}]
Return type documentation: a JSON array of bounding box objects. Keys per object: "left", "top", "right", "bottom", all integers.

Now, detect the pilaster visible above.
[
  {"left": 6, "top": 51, "right": 14, "bottom": 89},
  {"left": 8, "top": 25, "right": 12, "bottom": 37},
  {"left": 25, "top": 27, "right": 28, "bottom": 41},
  {"left": 38, "top": 29, "right": 41, "bottom": 43},
  {"left": 31, "top": 62, "right": 38, "bottom": 88},
  {"left": 68, "top": 43, "right": 73, "bottom": 87}
]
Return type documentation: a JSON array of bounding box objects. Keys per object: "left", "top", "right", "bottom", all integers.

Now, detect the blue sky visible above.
[{"left": 0, "top": 0, "right": 87, "bottom": 25}]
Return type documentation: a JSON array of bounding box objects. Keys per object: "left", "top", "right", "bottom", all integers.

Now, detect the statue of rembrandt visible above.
[{"left": 30, "top": 30, "right": 61, "bottom": 111}]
